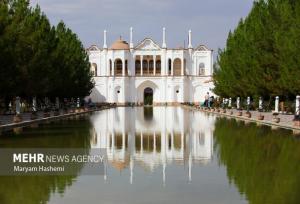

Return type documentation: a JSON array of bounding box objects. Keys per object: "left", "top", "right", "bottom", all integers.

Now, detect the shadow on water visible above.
[
  {"left": 214, "top": 118, "right": 300, "bottom": 204},
  {"left": 0, "top": 116, "right": 93, "bottom": 204}
]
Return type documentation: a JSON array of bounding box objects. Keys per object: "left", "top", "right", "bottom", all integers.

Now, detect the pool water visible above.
[{"left": 0, "top": 107, "right": 299, "bottom": 204}]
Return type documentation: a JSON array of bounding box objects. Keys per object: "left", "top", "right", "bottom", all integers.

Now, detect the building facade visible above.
[{"left": 87, "top": 28, "right": 214, "bottom": 105}]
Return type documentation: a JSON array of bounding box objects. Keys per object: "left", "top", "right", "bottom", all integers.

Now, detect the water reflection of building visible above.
[{"left": 90, "top": 107, "right": 215, "bottom": 184}]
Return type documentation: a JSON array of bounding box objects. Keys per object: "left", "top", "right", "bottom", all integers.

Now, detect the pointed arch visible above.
[{"left": 114, "top": 58, "right": 122, "bottom": 76}]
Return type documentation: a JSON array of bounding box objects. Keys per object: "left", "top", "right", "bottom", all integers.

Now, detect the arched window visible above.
[
  {"left": 135, "top": 60, "right": 141, "bottom": 75},
  {"left": 156, "top": 60, "right": 161, "bottom": 75},
  {"left": 91, "top": 63, "right": 97, "bottom": 76},
  {"left": 168, "top": 59, "right": 172, "bottom": 75},
  {"left": 199, "top": 63, "right": 205, "bottom": 76},
  {"left": 173, "top": 58, "right": 181, "bottom": 76},
  {"left": 114, "top": 59, "right": 122, "bottom": 76}
]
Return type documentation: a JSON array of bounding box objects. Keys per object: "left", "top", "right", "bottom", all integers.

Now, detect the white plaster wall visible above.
[{"left": 87, "top": 41, "right": 214, "bottom": 104}]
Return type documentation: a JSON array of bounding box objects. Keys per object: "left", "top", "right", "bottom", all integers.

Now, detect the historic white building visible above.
[{"left": 87, "top": 28, "right": 214, "bottom": 105}]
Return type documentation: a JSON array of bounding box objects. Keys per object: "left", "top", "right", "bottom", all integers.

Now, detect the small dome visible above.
[{"left": 110, "top": 38, "right": 129, "bottom": 50}]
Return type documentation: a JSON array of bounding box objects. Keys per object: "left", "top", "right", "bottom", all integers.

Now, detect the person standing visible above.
[{"left": 204, "top": 92, "right": 210, "bottom": 107}]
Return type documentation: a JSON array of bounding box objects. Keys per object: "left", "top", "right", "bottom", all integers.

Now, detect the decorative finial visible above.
[
  {"left": 103, "top": 30, "right": 107, "bottom": 49},
  {"left": 188, "top": 29, "right": 193, "bottom": 49},
  {"left": 130, "top": 27, "right": 134, "bottom": 49},
  {"left": 162, "top": 27, "right": 167, "bottom": 49}
]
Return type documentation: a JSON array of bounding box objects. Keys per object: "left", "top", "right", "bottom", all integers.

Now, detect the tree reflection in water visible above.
[
  {"left": 214, "top": 118, "right": 300, "bottom": 204},
  {"left": 0, "top": 117, "right": 93, "bottom": 204}
]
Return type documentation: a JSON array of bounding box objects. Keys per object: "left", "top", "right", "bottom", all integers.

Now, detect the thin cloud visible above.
[{"left": 30, "top": 0, "right": 254, "bottom": 57}]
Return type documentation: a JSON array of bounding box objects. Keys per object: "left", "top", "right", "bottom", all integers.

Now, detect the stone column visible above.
[
  {"left": 112, "top": 57, "right": 115, "bottom": 76},
  {"left": 140, "top": 55, "right": 143, "bottom": 76},
  {"left": 181, "top": 56, "right": 184, "bottom": 76},
  {"left": 122, "top": 59, "right": 125, "bottom": 76},
  {"left": 275, "top": 96, "right": 279, "bottom": 113},
  {"left": 171, "top": 58, "right": 174, "bottom": 76},
  {"left": 161, "top": 49, "right": 166, "bottom": 75},
  {"left": 237, "top": 97, "right": 240, "bottom": 110},
  {"left": 132, "top": 55, "right": 136, "bottom": 76}
]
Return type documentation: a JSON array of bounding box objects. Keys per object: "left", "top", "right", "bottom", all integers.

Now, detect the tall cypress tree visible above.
[
  {"left": 0, "top": 0, "right": 94, "bottom": 102},
  {"left": 214, "top": 0, "right": 300, "bottom": 100}
]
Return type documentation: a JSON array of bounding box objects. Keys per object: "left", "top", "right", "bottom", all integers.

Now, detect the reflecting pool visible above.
[{"left": 0, "top": 107, "right": 300, "bottom": 204}]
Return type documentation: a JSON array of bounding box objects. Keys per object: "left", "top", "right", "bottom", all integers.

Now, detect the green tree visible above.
[
  {"left": 0, "top": 0, "right": 94, "bottom": 106},
  {"left": 214, "top": 0, "right": 300, "bottom": 100}
]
